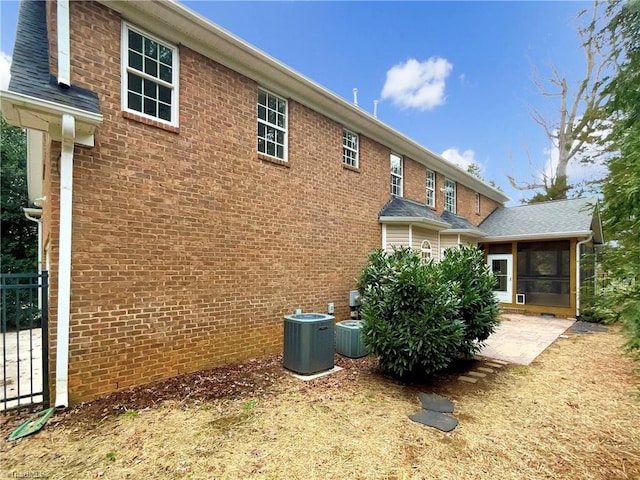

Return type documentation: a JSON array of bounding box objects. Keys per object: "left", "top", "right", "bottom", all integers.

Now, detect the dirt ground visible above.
[{"left": 1, "top": 326, "right": 639, "bottom": 480}]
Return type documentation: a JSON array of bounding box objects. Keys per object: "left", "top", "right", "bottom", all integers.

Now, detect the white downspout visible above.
[
  {"left": 55, "top": 114, "right": 75, "bottom": 408},
  {"left": 23, "top": 209, "right": 43, "bottom": 309},
  {"left": 57, "top": 0, "right": 71, "bottom": 87},
  {"left": 576, "top": 234, "right": 593, "bottom": 319},
  {"left": 381, "top": 224, "right": 387, "bottom": 251}
]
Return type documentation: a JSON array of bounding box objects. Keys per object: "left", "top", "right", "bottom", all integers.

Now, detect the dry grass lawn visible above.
[{"left": 1, "top": 326, "right": 639, "bottom": 479}]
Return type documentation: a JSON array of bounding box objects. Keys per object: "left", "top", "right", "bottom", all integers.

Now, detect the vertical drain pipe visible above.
[
  {"left": 55, "top": 114, "right": 76, "bottom": 408},
  {"left": 57, "top": 0, "right": 71, "bottom": 87},
  {"left": 575, "top": 234, "right": 593, "bottom": 320}
]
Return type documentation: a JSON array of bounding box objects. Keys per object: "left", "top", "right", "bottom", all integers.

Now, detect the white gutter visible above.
[
  {"left": 481, "top": 231, "right": 592, "bottom": 243},
  {"left": 23, "top": 208, "right": 43, "bottom": 310},
  {"left": 55, "top": 114, "right": 75, "bottom": 408},
  {"left": 379, "top": 216, "right": 450, "bottom": 230},
  {"left": 441, "top": 228, "right": 486, "bottom": 238},
  {"left": 576, "top": 234, "right": 593, "bottom": 319},
  {"left": 57, "top": 0, "right": 71, "bottom": 87}
]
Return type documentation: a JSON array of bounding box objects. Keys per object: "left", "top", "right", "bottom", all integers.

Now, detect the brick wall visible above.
[
  {"left": 433, "top": 172, "right": 501, "bottom": 226},
  {"left": 42, "top": 1, "right": 503, "bottom": 402}
]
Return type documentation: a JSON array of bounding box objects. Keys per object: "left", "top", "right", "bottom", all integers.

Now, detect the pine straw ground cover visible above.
[{"left": 1, "top": 326, "right": 639, "bottom": 479}]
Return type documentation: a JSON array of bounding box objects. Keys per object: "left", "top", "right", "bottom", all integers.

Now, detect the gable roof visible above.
[
  {"left": 7, "top": 0, "right": 100, "bottom": 114},
  {"left": 379, "top": 197, "right": 450, "bottom": 230},
  {"left": 440, "top": 210, "right": 485, "bottom": 237},
  {"left": 479, "top": 197, "right": 603, "bottom": 243}
]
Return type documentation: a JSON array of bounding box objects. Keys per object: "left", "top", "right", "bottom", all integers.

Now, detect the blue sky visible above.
[{"left": 0, "top": 1, "right": 599, "bottom": 205}]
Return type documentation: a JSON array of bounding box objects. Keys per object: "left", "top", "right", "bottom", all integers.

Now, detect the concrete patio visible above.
[{"left": 480, "top": 313, "right": 575, "bottom": 365}]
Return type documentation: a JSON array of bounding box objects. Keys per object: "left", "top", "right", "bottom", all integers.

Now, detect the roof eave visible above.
[
  {"left": 441, "top": 229, "right": 486, "bottom": 238},
  {"left": 1, "top": 89, "right": 103, "bottom": 147},
  {"left": 99, "top": 0, "right": 510, "bottom": 205},
  {"left": 380, "top": 216, "right": 451, "bottom": 230},
  {"left": 480, "top": 231, "right": 595, "bottom": 243}
]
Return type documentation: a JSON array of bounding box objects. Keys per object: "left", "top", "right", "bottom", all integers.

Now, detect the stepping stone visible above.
[
  {"left": 485, "top": 362, "right": 503, "bottom": 368},
  {"left": 417, "top": 392, "right": 454, "bottom": 413},
  {"left": 477, "top": 367, "right": 495, "bottom": 374},
  {"left": 409, "top": 410, "right": 458, "bottom": 432},
  {"left": 458, "top": 375, "right": 478, "bottom": 383},
  {"left": 467, "top": 371, "right": 486, "bottom": 378},
  {"left": 490, "top": 359, "right": 508, "bottom": 365}
]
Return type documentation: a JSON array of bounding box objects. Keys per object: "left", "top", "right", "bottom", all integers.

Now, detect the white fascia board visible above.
[
  {"left": 100, "top": 0, "right": 510, "bottom": 205},
  {"left": 0, "top": 90, "right": 102, "bottom": 147},
  {"left": 480, "top": 231, "right": 592, "bottom": 243},
  {"left": 441, "top": 228, "right": 486, "bottom": 238},
  {"left": 379, "top": 216, "right": 451, "bottom": 231}
]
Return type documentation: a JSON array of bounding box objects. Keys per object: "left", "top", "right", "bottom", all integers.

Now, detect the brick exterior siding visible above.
[{"left": 41, "top": 1, "right": 503, "bottom": 403}]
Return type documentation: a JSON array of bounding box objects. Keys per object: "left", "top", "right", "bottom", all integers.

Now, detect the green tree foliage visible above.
[
  {"left": 357, "top": 246, "right": 499, "bottom": 379},
  {"left": 438, "top": 245, "right": 501, "bottom": 357},
  {"left": 597, "top": 0, "right": 640, "bottom": 360},
  {"left": 1, "top": 114, "right": 37, "bottom": 273}
]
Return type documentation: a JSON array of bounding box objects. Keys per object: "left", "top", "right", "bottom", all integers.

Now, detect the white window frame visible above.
[
  {"left": 475, "top": 192, "right": 481, "bottom": 214},
  {"left": 426, "top": 170, "right": 435, "bottom": 207},
  {"left": 390, "top": 153, "right": 403, "bottom": 197},
  {"left": 420, "top": 240, "right": 432, "bottom": 263},
  {"left": 121, "top": 22, "right": 179, "bottom": 126},
  {"left": 257, "top": 88, "right": 288, "bottom": 161},
  {"left": 343, "top": 128, "right": 359, "bottom": 168},
  {"left": 444, "top": 178, "right": 456, "bottom": 213}
]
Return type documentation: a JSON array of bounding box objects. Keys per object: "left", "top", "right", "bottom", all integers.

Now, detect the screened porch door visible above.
[{"left": 488, "top": 254, "right": 513, "bottom": 304}]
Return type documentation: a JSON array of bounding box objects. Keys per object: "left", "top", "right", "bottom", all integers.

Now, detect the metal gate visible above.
[{"left": 1, "top": 272, "right": 49, "bottom": 411}]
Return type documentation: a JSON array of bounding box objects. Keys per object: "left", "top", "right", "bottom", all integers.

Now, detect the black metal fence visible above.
[{"left": 1, "top": 272, "right": 49, "bottom": 411}]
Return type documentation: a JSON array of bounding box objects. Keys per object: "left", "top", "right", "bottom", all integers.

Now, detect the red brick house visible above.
[{"left": 1, "top": 0, "right": 599, "bottom": 406}]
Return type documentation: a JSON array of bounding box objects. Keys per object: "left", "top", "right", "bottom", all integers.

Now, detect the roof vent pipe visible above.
[
  {"left": 373, "top": 100, "right": 378, "bottom": 119},
  {"left": 352, "top": 88, "right": 358, "bottom": 106}
]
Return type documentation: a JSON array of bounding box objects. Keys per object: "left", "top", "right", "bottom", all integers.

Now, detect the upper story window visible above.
[
  {"left": 444, "top": 178, "right": 456, "bottom": 213},
  {"left": 343, "top": 129, "right": 359, "bottom": 168},
  {"left": 475, "top": 192, "right": 481, "bottom": 214},
  {"left": 390, "top": 153, "right": 403, "bottom": 197},
  {"left": 257, "top": 89, "right": 288, "bottom": 160},
  {"left": 122, "top": 23, "right": 179, "bottom": 125},
  {"left": 426, "top": 170, "right": 435, "bottom": 207}
]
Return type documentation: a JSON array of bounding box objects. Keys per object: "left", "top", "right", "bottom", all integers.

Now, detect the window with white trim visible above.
[
  {"left": 420, "top": 240, "right": 432, "bottom": 263},
  {"left": 390, "top": 153, "right": 403, "bottom": 197},
  {"left": 122, "top": 23, "right": 178, "bottom": 125},
  {"left": 475, "top": 192, "right": 480, "bottom": 214},
  {"left": 343, "top": 129, "right": 359, "bottom": 167},
  {"left": 257, "top": 89, "right": 287, "bottom": 160},
  {"left": 426, "top": 170, "right": 435, "bottom": 207},
  {"left": 444, "top": 178, "right": 456, "bottom": 213}
]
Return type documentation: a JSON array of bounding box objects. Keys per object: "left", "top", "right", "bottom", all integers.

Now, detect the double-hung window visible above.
[
  {"left": 475, "top": 192, "right": 481, "bottom": 214},
  {"left": 122, "top": 23, "right": 178, "bottom": 125},
  {"left": 390, "top": 153, "right": 403, "bottom": 197},
  {"left": 444, "top": 178, "right": 456, "bottom": 213},
  {"left": 257, "top": 89, "right": 287, "bottom": 160},
  {"left": 426, "top": 170, "right": 435, "bottom": 207},
  {"left": 343, "top": 129, "right": 359, "bottom": 167}
]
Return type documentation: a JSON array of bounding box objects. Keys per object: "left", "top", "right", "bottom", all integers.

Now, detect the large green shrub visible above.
[
  {"left": 438, "top": 244, "right": 500, "bottom": 357},
  {"left": 358, "top": 245, "right": 500, "bottom": 379}
]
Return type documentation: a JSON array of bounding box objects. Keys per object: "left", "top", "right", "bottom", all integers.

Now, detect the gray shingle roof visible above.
[
  {"left": 379, "top": 197, "right": 447, "bottom": 225},
  {"left": 440, "top": 210, "right": 482, "bottom": 233},
  {"left": 479, "top": 197, "right": 600, "bottom": 239},
  {"left": 8, "top": 0, "right": 100, "bottom": 114}
]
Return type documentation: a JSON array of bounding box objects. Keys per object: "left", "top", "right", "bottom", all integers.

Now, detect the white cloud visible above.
[
  {"left": 441, "top": 147, "right": 484, "bottom": 174},
  {"left": 381, "top": 57, "right": 453, "bottom": 111},
  {"left": 0, "top": 51, "right": 11, "bottom": 90}
]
